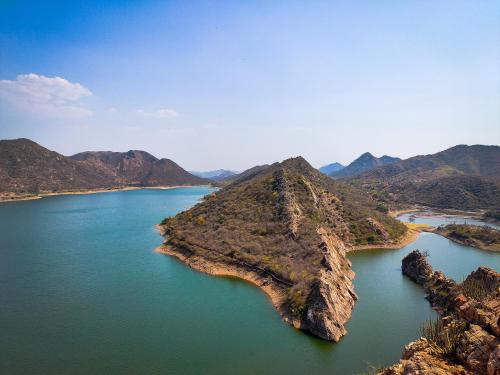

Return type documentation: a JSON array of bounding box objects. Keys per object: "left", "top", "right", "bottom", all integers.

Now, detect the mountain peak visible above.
[
  {"left": 280, "top": 155, "right": 310, "bottom": 168},
  {"left": 330, "top": 152, "right": 400, "bottom": 178},
  {"left": 359, "top": 152, "right": 374, "bottom": 159}
]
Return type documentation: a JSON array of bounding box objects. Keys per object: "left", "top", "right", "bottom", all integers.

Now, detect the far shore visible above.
[
  {"left": 0, "top": 185, "right": 212, "bottom": 203},
  {"left": 389, "top": 207, "right": 488, "bottom": 220}
]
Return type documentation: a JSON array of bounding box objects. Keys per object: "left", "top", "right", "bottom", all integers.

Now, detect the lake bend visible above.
[{"left": 1, "top": 187, "right": 499, "bottom": 375}]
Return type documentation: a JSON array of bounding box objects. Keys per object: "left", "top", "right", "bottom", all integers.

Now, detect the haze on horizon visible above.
[{"left": 0, "top": 1, "right": 499, "bottom": 171}]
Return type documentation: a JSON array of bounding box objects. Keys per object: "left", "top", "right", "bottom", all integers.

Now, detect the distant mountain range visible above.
[
  {"left": 1, "top": 139, "right": 498, "bottom": 210},
  {"left": 350, "top": 145, "right": 500, "bottom": 210},
  {"left": 189, "top": 169, "right": 239, "bottom": 181},
  {"left": 330, "top": 153, "right": 401, "bottom": 178},
  {"left": 0, "top": 138, "right": 209, "bottom": 196},
  {"left": 318, "top": 162, "right": 344, "bottom": 175}
]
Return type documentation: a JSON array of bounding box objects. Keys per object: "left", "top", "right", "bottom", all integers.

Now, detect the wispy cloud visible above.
[
  {"left": 136, "top": 108, "right": 179, "bottom": 119},
  {"left": 0, "top": 73, "right": 92, "bottom": 118}
]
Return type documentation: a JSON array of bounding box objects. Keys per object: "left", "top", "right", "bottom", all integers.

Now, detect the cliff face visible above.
[
  {"left": 382, "top": 250, "right": 500, "bottom": 375},
  {"left": 159, "top": 156, "right": 406, "bottom": 341}
]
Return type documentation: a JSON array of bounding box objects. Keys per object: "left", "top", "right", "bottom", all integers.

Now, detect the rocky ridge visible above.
[{"left": 380, "top": 250, "right": 500, "bottom": 374}]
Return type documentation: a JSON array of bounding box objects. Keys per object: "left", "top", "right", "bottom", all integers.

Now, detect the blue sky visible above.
[{"left": 1, "top": 0, "right": 499, "bottom": 170}]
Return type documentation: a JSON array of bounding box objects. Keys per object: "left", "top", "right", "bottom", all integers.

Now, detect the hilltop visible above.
[
  {"left": 158, "top": 156, "right": 408, "bottom": 341},
  {"left": 0, "top": 138, "right": 208, "bottom": 198},
  {"left": 350, "top": 145, "right": 500, "bottom": 210},
  {"left": 330, "top": 152, "right": 400, "bottom": 178}
]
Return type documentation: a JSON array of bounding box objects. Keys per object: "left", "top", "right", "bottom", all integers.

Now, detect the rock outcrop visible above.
[
  {"left": 304, "top": 228, "right": 357, "bottom": 341},
  {"left": 381, "top": 250, "right": 500, "bottom": 374},
  {"left": 381, "top": 338, "right": 470, "bottom": 375},
  {"left": 401, "top": 249, "right": 433, "bottom": 285}
]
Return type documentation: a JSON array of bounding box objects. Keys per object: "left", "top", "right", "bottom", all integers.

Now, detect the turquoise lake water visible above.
[{"left": 1, "top": 188, "right": 499, "bottom": 374}]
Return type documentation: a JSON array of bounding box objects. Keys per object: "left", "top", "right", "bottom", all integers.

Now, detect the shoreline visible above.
[
  {"left": 349, "top": 227, "right": 420, "bottom": 252},
  {"left": 432, "top": 228, "right": 500, "bottom": 252},
  {"left": 0, "top": 185, "right": 211, "bottom": 203},
  {"left": 154, "top": 243, "right": 301, "bottom": 329}
]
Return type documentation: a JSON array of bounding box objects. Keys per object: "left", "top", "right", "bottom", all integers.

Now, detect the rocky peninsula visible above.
[
  {"left": 380, "top": 250, "right": 500, "bottom": 374},
  {"left": 158, "top": 157, "right": 408, "bottom": 341}
]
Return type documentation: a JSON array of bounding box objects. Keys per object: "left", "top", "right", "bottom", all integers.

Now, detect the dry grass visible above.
[{"left": 421, "top": 316, "right": 466, "bottom": 357}]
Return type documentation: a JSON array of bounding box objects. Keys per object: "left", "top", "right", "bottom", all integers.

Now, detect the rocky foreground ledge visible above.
[{"left": 379, "top": 250, "right": 500, "bottom": 375}]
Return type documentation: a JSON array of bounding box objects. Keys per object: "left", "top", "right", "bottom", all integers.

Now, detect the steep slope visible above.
[
  {"left": 351, "top": 145, "right": 500, "bottom": 210},
  {"left": 330, "top": 152, "right": 400, "bottom": 178},
  {"left": 0, "top": 138, "right": 117, "bottom": 193},
  {"left": 0, "top": 138, "right": 208, "bottom": 196},
  {"left": 319, "top": 162, "right": 344, "bottom": 175},
  {"left": 71, "top": 150, "right": 208, "bottom": 186},
  {"left": 158, "top": 156, "right": 407, "bottom": 341}
]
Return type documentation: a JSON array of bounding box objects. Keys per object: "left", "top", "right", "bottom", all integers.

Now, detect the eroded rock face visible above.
[
  {"left": 303, "top": 228, "right": 357, "bottom": 341},
  {"left": 401, "top": 250, "right": 434, "bottom": 285}
]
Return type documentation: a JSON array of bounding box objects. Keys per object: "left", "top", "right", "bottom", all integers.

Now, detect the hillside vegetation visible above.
[
  {"left": 350, "top": 145, "right": 500, "bottom": 210},
  {"left": 330, "top": 152, "right": 400, "bottom": 178}
]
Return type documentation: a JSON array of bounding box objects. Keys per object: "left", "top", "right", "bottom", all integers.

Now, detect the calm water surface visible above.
[{"left": 1, "top": 188, "right": 499, "bottom": 374}]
